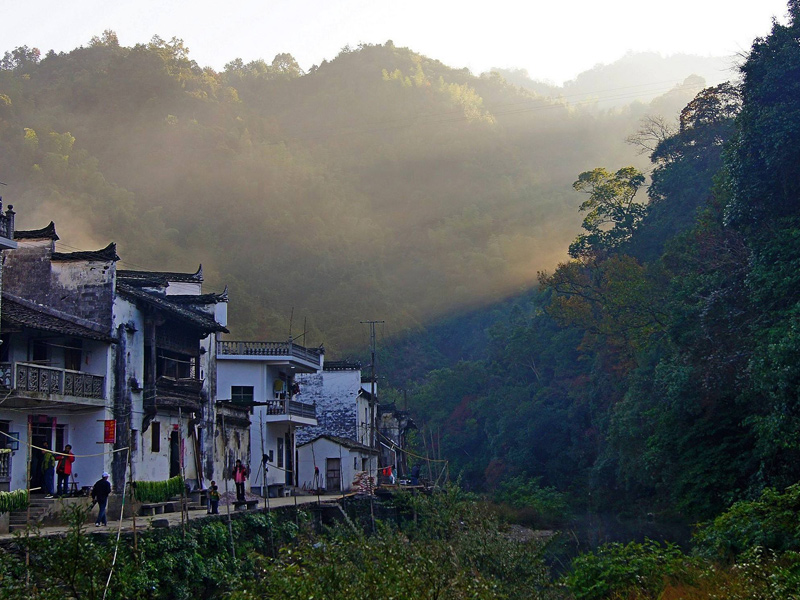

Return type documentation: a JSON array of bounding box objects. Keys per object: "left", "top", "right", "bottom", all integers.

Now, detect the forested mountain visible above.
[
  {"left": 382, "top": 2, "right": 800, "bottom": 523},
  {"left": 0, "top": 35, "right": 711, "bottom": 349}
]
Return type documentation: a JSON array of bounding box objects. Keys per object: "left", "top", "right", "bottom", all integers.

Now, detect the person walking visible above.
[
  {"left": 91, "top": 472, "right": 111, "bottom": 527},
  {"left": 41, "top": 441, "right": 55, "bottom": 498},
  {"left": 233, "top": 459, "right": 248, "bottom": 503},
  {"left": 55, "top": 444, "right": 75, "bottom": 497}
]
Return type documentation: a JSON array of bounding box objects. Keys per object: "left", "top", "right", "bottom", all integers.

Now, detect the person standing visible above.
[
  {"left": 41, "top": 441, "right": 55, "bottom": 498},
  {"left": 208, "top": 481, "right": 220, "bottom": 514},
  {"left": 233, "top": 459, "right": 248, "bottom": 502},
  {"left": 410, "top": 463, "right": 421, "bottom": 486},
  {"left": 56, "top": 444, "right": 75, "bottom": 497},
  {"left": 91, "top": 472, "right": 111, "bottom": 527}
]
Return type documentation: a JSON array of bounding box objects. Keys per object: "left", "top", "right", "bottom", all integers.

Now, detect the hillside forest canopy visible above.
[
  {"left": 378, "top": 0, "right": 800, "bottom": 525},
  {"left": 0, "top": 32, "right": 721, "bottom": 350}
]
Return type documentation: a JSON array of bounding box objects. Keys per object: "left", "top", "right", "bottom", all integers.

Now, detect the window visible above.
[
  {"left": 231, "top": 386, "right": 254, "bottom": 405},
  {"left": 151, "top": 422, "right": 160, "bottom": 453},
  {"left": 277, "top": 437, "right": 284, "bottom": 468},
  {"left": 354, "top": 457, "right": 358, "bottom": 470},
  {"left": 32, "top": 340, "right": 48, "bottom": 364},
  {"left": 64, "top": 338, "right": 82, "bottom": 371}
]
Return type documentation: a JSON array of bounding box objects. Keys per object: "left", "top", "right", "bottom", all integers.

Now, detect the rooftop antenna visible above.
[{"left": 288, "top": 307, "right": 294, "bottom": 342}]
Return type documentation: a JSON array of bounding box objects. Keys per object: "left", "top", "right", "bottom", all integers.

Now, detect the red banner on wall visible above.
[{"left": 103, "top": 420, "right": 116, "bottom": 444}]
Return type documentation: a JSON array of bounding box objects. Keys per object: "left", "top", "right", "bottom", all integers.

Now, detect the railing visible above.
[
  {"left": 0, "top": 451, "right": 10, "bottom": 482},
  {"left": 0, "top": 362, "right": 104, "bottom": 399},
  {"left": 264, "top": 399, "right": 316, "bottom": 420},
  {"left": 145, "top": 377, "right": 204, "bottom": 412},
  {"left": 0, "top": 203, "right": 14, "bottom": 240},
  {"left": 217, "top": 340, "right": 322, "bottom": 364}
]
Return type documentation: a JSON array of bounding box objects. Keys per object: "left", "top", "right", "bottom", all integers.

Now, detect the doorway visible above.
[
  {"left": 29, "top": 418, "right": 54, "bottom": 493},
  {"left": 326, "top": 458, "right": 341, "bottom": 492},
  {"left": 169, "top": 430, "right": 180, "bottom": 478}
]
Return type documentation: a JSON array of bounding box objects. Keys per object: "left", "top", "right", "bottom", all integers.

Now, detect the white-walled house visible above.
[
  {"left": 297, "top": 435, "right": 378, "bottom": 493},
  {"left": 216, "top": 340, "right": 322, "bottom": 497},
  {"left": 0, "top": 222, "right": 232, "bottom": 497},
  {"left": 295, "top": 361, "right": 376, "bottom": 448},
  {"left": 294, "top": 361, "right": 381, "bottom": 489}
]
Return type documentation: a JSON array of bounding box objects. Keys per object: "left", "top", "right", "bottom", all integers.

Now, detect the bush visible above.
[
  {"left": 133, "top": 476, "right": 184, "bottom": 502},
  {"left": 693, "top": 483, "right": 800, "bottom": 561},
  {"left": 563, "top": 539, "right": 699, "bottom": 600},
  {"left": 0, "top": 489, "right": 28, "bottom": 514},
  {"left": 493, "top": 476, "right": 570, "bottom": 525}
]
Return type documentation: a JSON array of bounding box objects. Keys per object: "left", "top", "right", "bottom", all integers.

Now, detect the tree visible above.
[
  {"left": 725, "top": 0, "right": 800, "bottom": 228},
  {"left": 568, "top": 167, "right": 647, "bottom": 258},
  {"left": 1, "top": 46, "right": 40, "bottom": 71}
]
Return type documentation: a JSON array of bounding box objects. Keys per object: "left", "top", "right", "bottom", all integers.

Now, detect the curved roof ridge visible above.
[{"left": 15, "top": 221, "right": 58, "bottom": 241}]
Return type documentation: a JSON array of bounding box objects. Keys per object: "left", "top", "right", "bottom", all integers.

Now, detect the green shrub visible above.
[
  {"left": 693, "top": 483, "right": 800, "bottom": 561},
  {"left": 0, "top": 489, "right": 28, "bottom": 514},
  {"left": 493, "top": 476, "right": 570, "bottom": 525},
  {"left": 133, "top": 475, "right": 184, "bottom": 502},
  {"left": 563, "top": 539, "right": 698, "bottom": 600}
]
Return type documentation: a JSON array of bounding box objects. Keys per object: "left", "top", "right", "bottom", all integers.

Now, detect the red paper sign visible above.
[{"left": 103, "top": 420, "right": 116, "bottom": 444}]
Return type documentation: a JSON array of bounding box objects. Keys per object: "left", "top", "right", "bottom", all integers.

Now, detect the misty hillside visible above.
[
  {"left": 0, "top": 36, "right": 725, "bottom": 350},
  {"left": 493, "top": 52, "right": 734, "bottom": 109}
]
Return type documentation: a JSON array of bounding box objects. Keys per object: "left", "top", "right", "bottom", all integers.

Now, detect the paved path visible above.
[{"left": 0, "top": 492, "right": 346, "bottom": 542}]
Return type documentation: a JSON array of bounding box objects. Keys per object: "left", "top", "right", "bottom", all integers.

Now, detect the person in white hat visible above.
[{"left": 91, "top": 472, "right": 111, "bottom": 526}]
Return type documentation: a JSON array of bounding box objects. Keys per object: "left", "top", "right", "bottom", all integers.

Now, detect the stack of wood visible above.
[{"left": 352, "top": 471, "right": 375, "bottom": 496}]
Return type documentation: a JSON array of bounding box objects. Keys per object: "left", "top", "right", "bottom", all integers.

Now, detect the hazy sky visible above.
[{"left": 3, "top": 0, "right": 792, "bottom": 84}]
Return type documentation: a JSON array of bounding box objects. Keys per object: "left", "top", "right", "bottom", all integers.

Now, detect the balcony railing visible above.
[
  {"left": 217, "top": 340, "right": 322, "bottom": 364},
  {"left": 263, "top": 399, "right": 316, "bottom": 420},
  {"left": 0, "top": 362, "right": 104, "bottom": 399},
  {"left": 145, "top": 377, "right": 204, "bottom": 413},
  {"left": 0, "top": 451, "right": 10, "bottom": 482},
  {"left": 0, "top": 203, "right": 15, "bottom": 242}
]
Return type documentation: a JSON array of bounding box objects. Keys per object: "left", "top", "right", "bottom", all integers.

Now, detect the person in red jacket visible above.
[
  {"left": 233, "top": 459, "right": 248, "bottom": 502},
  {"left": 56, "top": 444, "right": 75, "bottom": 497}
]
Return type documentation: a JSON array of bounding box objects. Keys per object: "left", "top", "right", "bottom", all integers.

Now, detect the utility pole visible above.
[{"left": 360, "top": 320, "right": 384, "bottom": 452}]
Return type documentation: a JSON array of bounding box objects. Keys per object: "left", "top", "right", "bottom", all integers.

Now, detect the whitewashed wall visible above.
[{"left": 297, "top": 437, "right": 377, "bottom": 493}]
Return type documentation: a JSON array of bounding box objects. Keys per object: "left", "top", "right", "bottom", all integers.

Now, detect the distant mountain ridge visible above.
[{"left": 493, "top": 51, "right": 734, "bottom": 108}]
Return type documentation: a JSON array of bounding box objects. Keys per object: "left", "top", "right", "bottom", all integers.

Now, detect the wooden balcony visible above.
[
  {"left": 0, "top": 362, "right": 104, "bottom": 402},
  {"left": 144, "top": 377, "right": 204, "bottom": 413}
]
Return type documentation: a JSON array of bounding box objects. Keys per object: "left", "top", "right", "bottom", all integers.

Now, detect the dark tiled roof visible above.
[
  {"left": 15, "top": 221, "right": 58, "bottom": 240},
  {"left": 1, "top": 295, "right": 114, "bottom": 342},
  {"left": 117, "top": 283, "right": 228, "bottom": 334},
  {"left": 298, "top": 434, "right": 377, "bottom": 453},
  {"left": 168, "top": 288, "right": 228, "bottom": 305},
  {"left": 52, "top": 242, "right": 119, "bottom": 262},
  {"left": 117, "top": 265, "right": 203, "bottom": 284},
  {"left": 324, "top": 360, "right": 362, "bottom": 371}
]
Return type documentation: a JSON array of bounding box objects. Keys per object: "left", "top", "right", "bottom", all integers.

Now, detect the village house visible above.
[
  {"left": 294, "top": 360, "right": 416, "bottom": 492},
  {"left": 295, "top": 361, "right": 379, "bottom": 492},
  {"left": 215, "top": 339, "right": 322, "bottom": 497},
  {"left": 0, "top": 200, "right": 19, "bottom": 492},
  {"left": 0, "top": 221, "right": 238, "bottom": 497},
  {"left": 297, "top": 434, "right": 377, "bottom": 493}
]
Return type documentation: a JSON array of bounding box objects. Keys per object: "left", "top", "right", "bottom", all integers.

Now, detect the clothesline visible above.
[{"left": 0, "top": 429, "right": 129, "bottom": 457}]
